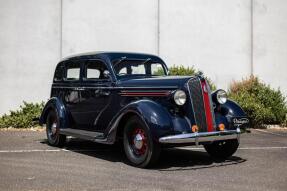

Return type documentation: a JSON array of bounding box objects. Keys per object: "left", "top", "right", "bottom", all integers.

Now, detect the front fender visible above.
[
  {"left": 106, "top": 99, "right": 174, "bottom": 143},
  {"left": 221, "top": 99, "right": 246, "bottom": 117},
  {"left": 39, "top": 97, "right": 69, "bottom": 129},
  {"left": 218, "top": 99, "right": 249, "bottom": 129}
]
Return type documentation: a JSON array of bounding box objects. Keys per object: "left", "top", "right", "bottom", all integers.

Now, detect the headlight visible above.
[
  {"left": 216, "top": 89, "right": 227, "bottom": 104},
  {"left": 174, "top": 90, "right": 187, "bottom": 106}
]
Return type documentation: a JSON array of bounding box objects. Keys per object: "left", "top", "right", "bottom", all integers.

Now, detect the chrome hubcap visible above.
[
  {"left": 51, "top": 122, "right": 57, "bottom": 135},
  {"left": 133, "top": 134, "right": 144, "bottom": 150},
  {"left": 131, "top": 128, "right": 147, "bottom": 156}
]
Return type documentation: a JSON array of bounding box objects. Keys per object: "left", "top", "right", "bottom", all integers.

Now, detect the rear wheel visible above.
[
  {"left": 123, "top": 116, "right": 161, "bottom": 168},
  {"left": 204, "top": 139, "right": 239, "bottom": 160},
  {"left": 46, "top": 109, "right": 66, "bottom": 147}
]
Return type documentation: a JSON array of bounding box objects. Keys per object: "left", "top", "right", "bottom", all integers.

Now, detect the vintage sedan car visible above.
[{"left": 39, "top": 52, "right": 249, "bottom": 168}]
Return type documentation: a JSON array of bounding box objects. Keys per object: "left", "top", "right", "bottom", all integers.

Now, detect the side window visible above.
[
  {"left": 119, "top": 67, "right": 127, "bottom": 75},
  {"left": 151, "top": 63, "right": 165, "bottom": 75},
  {"left": 131, "top": 64, "right": 145, "bottom": 74},
  {"left": 87, "top": 68, "right": 100, "bottom": 79},
  {"left": 54, "top": 63, "right": 64, "bottom": 81},
  {"left": 84, "top": 60, "right": 109, "bottom": 80},
  {"left": 65, "top": 62, "right": 81, "bottom": 81}
]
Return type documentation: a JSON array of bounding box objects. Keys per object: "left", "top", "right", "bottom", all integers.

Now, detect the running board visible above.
[{"left": 60, "top": 128, "right": 107, "bottom": 143}]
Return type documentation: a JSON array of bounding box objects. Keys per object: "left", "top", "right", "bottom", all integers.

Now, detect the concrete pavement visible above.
[{"left": 0, "top": 129, "right": 286, "bottom": 191}]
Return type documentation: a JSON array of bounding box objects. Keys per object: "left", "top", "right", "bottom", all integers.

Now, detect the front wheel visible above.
[
  {"left": 123, "top": 116, "right": 161, "bottom": 168},
  {"left": 204, "top": 139, "right": 239, "bottom": 160},
  {"left": 46, "top": 109, "right": 66, "bottom": 147}
]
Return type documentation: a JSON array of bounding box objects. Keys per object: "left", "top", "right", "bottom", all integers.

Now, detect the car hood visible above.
[{"left": 117, "top": 76, "right": 192, "bottom": 89}]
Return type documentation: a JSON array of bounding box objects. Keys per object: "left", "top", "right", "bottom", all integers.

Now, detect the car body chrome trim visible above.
[
  {"left": 159, "top": 128, "right": 241, "bottom": 145},
  {"left": 119, "top": 90, "right": 171, "bottom": 97},
  {"left": 52, "top": 86, "right": 178, "bottom": 90}
]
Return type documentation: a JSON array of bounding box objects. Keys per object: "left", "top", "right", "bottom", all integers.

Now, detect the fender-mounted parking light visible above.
[
  {"left": 218, "top": 123, "right": 225, "bottom": 131},
  {"left": 192, "top": 125, "right": 199, "bottom": 133}
]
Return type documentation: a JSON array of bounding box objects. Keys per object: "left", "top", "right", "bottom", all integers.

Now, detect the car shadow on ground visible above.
[
  {"left": 155, "top": 148, "right": 246, "bottom": 171},
  {"left": 40, "top": 138, "right": 246, "bottom": 170}
]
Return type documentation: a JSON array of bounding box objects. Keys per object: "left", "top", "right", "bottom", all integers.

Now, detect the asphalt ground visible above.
[{"left": 0, "top": 129, "right": 286, "bottom": 191}]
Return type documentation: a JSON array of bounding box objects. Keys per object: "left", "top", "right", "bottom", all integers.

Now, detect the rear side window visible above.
[
  {"left": 65, "top": 62, "right": 81, "bottom": 81},
  {"left": 67, "top": 68, "right": 80, "bottom": 79}
]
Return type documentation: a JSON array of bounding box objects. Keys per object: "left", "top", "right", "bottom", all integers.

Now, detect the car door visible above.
[
  {"left": 63, "top": 60, "right": 83, "bottom": 128},
  {"left": 79, "top": 59, "right": 113, "bottom": 131}
]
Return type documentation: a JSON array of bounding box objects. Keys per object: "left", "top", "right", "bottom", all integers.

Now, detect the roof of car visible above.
[{"left": 60, "top": 51, "right": 163, "bottom": 63}]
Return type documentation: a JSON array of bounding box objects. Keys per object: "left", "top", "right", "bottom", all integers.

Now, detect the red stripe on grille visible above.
[{"left": 201, "top": 81, "right": 214, "bottom": 132}]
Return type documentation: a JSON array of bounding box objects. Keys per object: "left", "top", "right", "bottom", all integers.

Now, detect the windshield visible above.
[{"left": 112, "top": 59, "right": 167, "bottom": 79}]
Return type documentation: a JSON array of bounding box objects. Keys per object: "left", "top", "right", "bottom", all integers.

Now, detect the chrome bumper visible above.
[{"left": 159, "top": 128, "right": 241, "bottom": 145}]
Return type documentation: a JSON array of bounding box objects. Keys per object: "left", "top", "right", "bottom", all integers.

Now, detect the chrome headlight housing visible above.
[
  {"left": 215, "top": 89, "right": 227, "bottom": 104},
  {"left": 174, "top": 90, "right": 187, "bottom": 106}
]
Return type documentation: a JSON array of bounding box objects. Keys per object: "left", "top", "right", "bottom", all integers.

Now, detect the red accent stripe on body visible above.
[{"left": 201, "top": 81, "right": 214, "bottom": 132}]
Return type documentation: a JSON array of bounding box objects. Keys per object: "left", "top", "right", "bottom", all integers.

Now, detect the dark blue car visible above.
[{"left": 40, "top": 52, "right": 249, "bottom": 168}]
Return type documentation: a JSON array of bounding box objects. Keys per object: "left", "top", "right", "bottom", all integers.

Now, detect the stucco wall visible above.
[
  {"left": 0, "top": 0, "right": 286, "bottom": 115},
  {"left": 62, "top": 0, "right": 158, "bottom": 57},
  {"left": 253, "top": 0, "right": 287, "bottom": 94},
  {"left": 160, "top": 0, "right": 251, "bottom": 91},
  {"left": 0, "top": 0, "right": 61, "bottom": 115}
]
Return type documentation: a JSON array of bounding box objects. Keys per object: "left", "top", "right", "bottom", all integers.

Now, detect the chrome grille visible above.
[{"left": 187, "top": 77, "right": 207, "bottom": 132}]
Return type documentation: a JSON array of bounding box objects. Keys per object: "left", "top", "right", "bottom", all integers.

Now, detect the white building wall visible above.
[
  {"left": 160, "top": 0, "right": 251, "bottom": 91},
  {"left": 0, "top": 0, "right": 286, "bottom": 115},
  {"left": 253, "top": 0, "right": 287, "bottom": 95},
  {"left": 0, "top": 0, "right": 61, "bottom": 114},
  {"left": 61, "top": 0, "right": 158, "bottom": 57}
]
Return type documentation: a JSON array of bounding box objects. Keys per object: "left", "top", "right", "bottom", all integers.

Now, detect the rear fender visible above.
[{"left": 39, "top": 97, "right": 69, "bottom": 129}]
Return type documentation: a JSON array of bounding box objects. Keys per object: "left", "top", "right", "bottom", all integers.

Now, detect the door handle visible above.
[
  {"left": 76, "top": 87, "right": 85, "bottom": 91},
  {"left": 101, "top": 90, "right": 110, "bottom": 96},
  {"left": 95, "top": 89, "right": 110, "bottom": 96}
]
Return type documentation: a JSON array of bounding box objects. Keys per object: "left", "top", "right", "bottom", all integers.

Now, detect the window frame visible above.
[
  {"left": 82, "top": 59, "right": 111, "bottom": 82},
  {"left": 63, "top": 60, "right": 82, "bottom": 82},
  {"left": 53, "top": 62, "right": 65, "bottom": 82},
  {"left": 112, "top": 59, "right": 168, "bottom": 79}
]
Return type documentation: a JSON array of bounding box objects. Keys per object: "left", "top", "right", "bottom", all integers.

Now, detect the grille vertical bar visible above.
[
  {"left": 187, "top": 77, "right": 207, "bottom": 132},
  {"left": 206, "top": 82, "right": 216, "bottom": 130}
]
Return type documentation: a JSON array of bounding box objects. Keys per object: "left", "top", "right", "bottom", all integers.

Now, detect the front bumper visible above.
[{"left": 159, "top": 128, "right": 241, "bottom": 145}]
